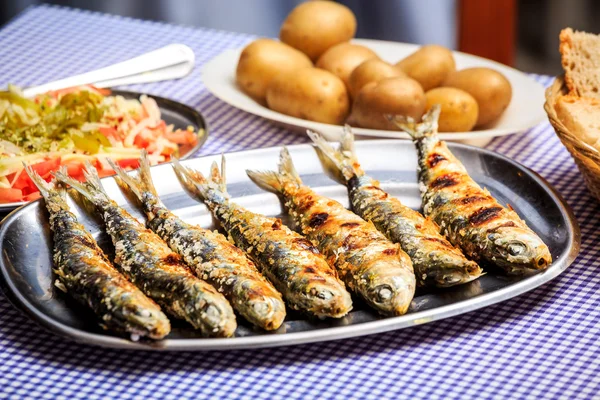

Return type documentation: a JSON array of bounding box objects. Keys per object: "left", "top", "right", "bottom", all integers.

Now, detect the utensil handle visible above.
[{"left": 22, "top": 44, "right": 195, "bottom": 97}]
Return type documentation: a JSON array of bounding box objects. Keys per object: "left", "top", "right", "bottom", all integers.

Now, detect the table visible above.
[{"left": 1, "top": 5, "right": 599, "bottom": 400}]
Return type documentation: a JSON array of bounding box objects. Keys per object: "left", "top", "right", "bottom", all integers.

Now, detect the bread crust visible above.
[
  {"left": 559, "top": 28, "right": 577, "bottom": 95},
  {"left": 559, "top": 27, "right": 600, "bottom": 99}
]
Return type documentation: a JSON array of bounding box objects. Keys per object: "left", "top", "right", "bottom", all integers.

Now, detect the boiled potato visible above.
[
  {"left": 280, "top": 1, "right": 357, "bottom": 61},
  {"left": 351, "top": 77, "right": 426, "bottom": 130},
  {"left": 266, "top": 67, "right": 350, "bottom": 125},
  {"left": 425, "top": 88, "right": 479, "bottom": 132},
  {"left": 348, "top": 58, "right": 406, "bottom": 99},
  {"left": 395, "top": 45, "right": 456, "bottom": 91},
  {"left": 443, "top": 67, "right": 512, "bottom": 126},
  {"left": 316, "top": 43, "right": 378, "bottom": 90},
  {"left": 236, "top": 38, "right": 313, "bottom": 104}
]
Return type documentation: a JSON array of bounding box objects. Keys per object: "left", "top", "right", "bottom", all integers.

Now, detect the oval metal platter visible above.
[
  {"left": 0, "top": 89, "right": 208, "bottom": 212},
  {"left": 0, "top": 140, "right": 580, "bottom": 351}
]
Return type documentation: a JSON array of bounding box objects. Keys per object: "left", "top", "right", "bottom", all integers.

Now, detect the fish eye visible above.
[
  {"left": 507, "top": 242, "right": 527, "bottom": 256},
  {"left": 374, "top": 285, "right": 393, "bottom": 301}
]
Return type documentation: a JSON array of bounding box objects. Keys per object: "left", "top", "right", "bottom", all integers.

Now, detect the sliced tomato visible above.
[
  {"left": 11, "top": 170, "right": 30, "bottom": 191},
  {"left": 32, "top": 158, "right": 61, "bottom": 178},
  {"left": 63, "top": 161, "right": 86, "bottom": 181},
  {"left": 134, "top": 134, "right": 152, "bottom": 149},
  {"left": 24, "top": 192, "right": 42, "bottom": 202},
  {"left": 0, "top": 188, "right": 23, "bottom": 203},
  {"left": 48, "top": 85, "right": 111, "bottom": 98},
  {"left": 12, "top": 158, "right": 62, "bottom": 191},
  {"left": 99, "top": 126, "right": 119, "bottom": 140},
  {"left": 165, "top": 129, "right": 198, "bottom": 145},
  {"left": 97, "top": 168, "right": 116, "bottom": 178},
  {"left": 117, "top": 158, "right": 140, "bottom": 170}
]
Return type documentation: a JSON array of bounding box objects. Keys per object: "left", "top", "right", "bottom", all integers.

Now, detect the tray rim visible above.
[{"left": 0, "top": 140, "right": 581, "bottom": 351}]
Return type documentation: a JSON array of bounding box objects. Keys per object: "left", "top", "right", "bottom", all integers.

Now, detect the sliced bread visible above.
[
  {"left": 559, "top": 28, "right": 600, "bottom": 98},
  {"left": 554, "top": 94, "right": 600, "bottom": 150}
]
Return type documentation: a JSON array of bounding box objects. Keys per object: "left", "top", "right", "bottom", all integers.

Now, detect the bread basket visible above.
[{"left": 544, "top": 77, "right": 600, "bottom": 200}]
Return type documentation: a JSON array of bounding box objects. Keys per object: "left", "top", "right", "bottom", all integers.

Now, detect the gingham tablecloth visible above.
[{"left": 0, "top": 5, "right": 598, "bottom": 400}]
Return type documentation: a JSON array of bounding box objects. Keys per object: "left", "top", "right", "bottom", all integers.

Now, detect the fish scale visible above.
[
  {"left": 172, "top": 157, "right": 353, "bottom": 319},
  {"left": 308, "top": 129, "right": 483, "bottom": 288},
  {"left": 111, "top": 153, "right": 287, "bottom": 331},
  {"left": 247, "top": 148, "right": 416, "bottom": 316},
  {"left": 25, "top": 165, "right": 170, "bottom": 340},
  {"left": 55, "top": 163, "right": 237, "bottom": 337},
  {"left": 391, "top": 106, "right": 552, "bottom": 274}
]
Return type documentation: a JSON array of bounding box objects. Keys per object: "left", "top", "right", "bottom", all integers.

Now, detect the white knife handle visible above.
[{"left": 22, "top": 44, "right": 195, "bottom": 97}]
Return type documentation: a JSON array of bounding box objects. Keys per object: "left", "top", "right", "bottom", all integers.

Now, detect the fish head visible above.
[
  {"left": 486, "top": 227, "right": 552, "bottom": 274},
  {"left": 245, "top": 295, "right": 287, "bottom": 331},
  {"left": 423, "top": 258, "right": 484, "bottom": 287},
  {"left": 363, "top": 259, "right": 416, "bottom": 316},
  {"left": 304, "top": 279, "right": 353, "bottom": 319},
  {"left": 115, "top": 296, "right": 172, "bottom": 340}
]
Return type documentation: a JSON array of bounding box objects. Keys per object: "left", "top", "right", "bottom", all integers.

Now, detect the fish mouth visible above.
[
  {"left": 199, "top": 304, "right": 237, "bottom": 337},
  {"left": 367, "top": 277, "right": 415, "bottom": 316},
  {"left": 433, "top": 263, "right": 484, "bottom": 287},
  {"left": 125, "top": 307, "right": 171, "bottom": 340},
  {"left": 247, "top": 296, "right": 286, "bottom": 331},
  {"left": 488, "top": 229, "right": 552, "bottom": 273},
  {"left": 306, "top": 283, "right": 353, "bottom": 319},
  {"left": 535, "top": 254, "right": 551, "bottom": 269}
]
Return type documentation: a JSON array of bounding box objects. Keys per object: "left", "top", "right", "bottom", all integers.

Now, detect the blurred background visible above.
[{"left": 1, "top": 0, "right": 597, "bottom": 76}]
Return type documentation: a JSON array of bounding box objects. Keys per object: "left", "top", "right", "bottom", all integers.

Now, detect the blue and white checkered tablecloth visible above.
[{"left": 0, "top": 5, "right": 599, "bottom": 400}]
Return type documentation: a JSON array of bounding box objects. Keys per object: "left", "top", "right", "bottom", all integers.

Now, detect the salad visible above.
[{"left": 0, "top": 85, "right": 199, "bottom": 204}]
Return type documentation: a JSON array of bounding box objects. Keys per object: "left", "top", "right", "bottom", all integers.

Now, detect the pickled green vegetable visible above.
[{"left": 0, "top": 88, "right": 108, "bottom": 154}]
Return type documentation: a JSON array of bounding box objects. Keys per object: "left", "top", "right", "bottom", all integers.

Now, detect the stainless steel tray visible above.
[{"left": 0, "top": 141, "right": 580, "bottom": 350}]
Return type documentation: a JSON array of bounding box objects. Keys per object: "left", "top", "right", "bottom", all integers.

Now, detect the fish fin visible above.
[
  {"left": 307, "top": 126, "right": 362, "bottom": 184},
  {"left": 23, "top": 162, "right": 53, "bottom": 199},
  {"left": 108, "top": 150, "right": 158, "bottom": 202},
  {"left": 54, "top": 161, "right": 109, "bottom": 205},
  {"left": 54, "top": 166, "right": 69, "bottom": 199},
  {"left": 246, "top": 170, "right": 284, "bottom": 194},
  {"left": 386, "top": 105, "right": 441, "bottom": 139},
  {"left": 172, "top": 157, "right": 229, "bottom": 204},
  {"left": 25, "top": 164, "right": 72, "bottom": 211},
  {"left": 278, "top": 147, "right": 302, "bottom": 185},
  {"left": 209, "top": 155, "right": 227, "bottom": 193},
  {"left": 246, "top": 147, "right": 302, "bottom": 194}
]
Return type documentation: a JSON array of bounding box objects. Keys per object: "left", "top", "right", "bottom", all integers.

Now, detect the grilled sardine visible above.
[
  {"left": 55, "top": 163, "right": 237, "bottom": 337},
  {"left": 172, "top": 157, "right": 352, "bottom": 319},
  {"left": 109, "top": 153, "right": 286, "bottom": 331},
  {"left": 309, "top": 128, "right": 483, "bottom": 287},
  {"left": 26, "top": 165, "right": 170, "bottom": 340},
  {"left": 389, "top": 106, "right": 552, "bottom": 274},
  {"left": 247, "top": 148, "right": 416, "bottom": 316}
]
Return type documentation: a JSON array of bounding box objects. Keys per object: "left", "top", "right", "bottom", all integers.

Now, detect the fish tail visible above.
[
  {"left": 246, "top": 147, "right": 301, "bottom": 194},
  {"left": 54, "top": 161, "right": 109, "bottom": 206},
  {"left": 23, "top": 162, "right": 53, "bottom": 199},
  {"left": 172, "top": 156, "right": 228, "bottom": 203},
  {"left": 24, "top": 164, "right": 69, "bottom": 206},
  {"left": 108, "top": 150, "right": 158, "bottom": 202},
  {"left": 307, "top": 126, "right": 362, "bottom": 184},
  {"left": 387, "top": 105, "right": 441, "bottom": 139},
  {"left": 210, "top": 155, "right": 228, "bottom": 193}
]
